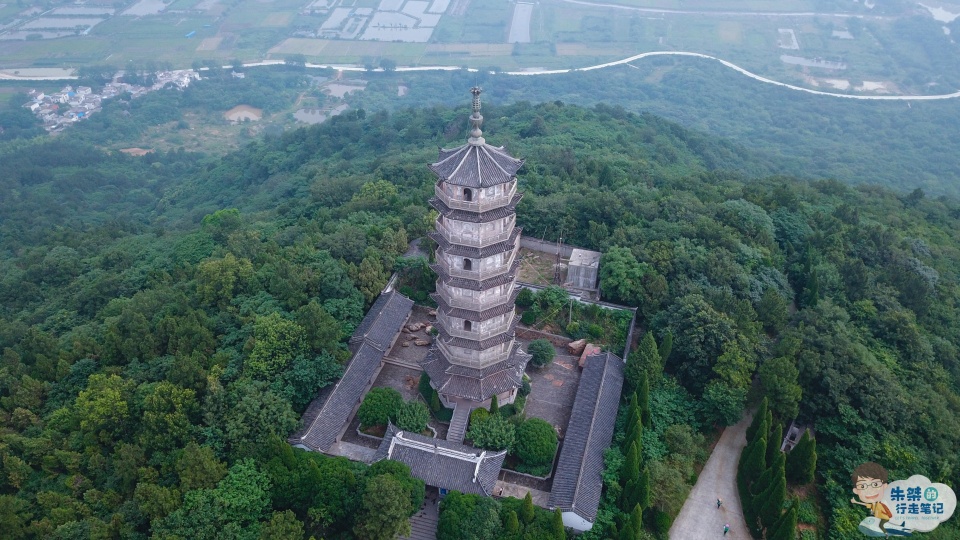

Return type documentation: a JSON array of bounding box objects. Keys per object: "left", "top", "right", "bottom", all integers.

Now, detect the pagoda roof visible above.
[
  {"left": 431, "top": 287, "right": 520, "bottom": 322},
  {"left": 429, "top": 143, "right": 524, "bottom": 188},
  {"left": 430, "top": 259, "right": 520, "bottom": 291},
  {"left": 420, "top": 343, "right": 530, "bottom": 402},
  {"left": 430, "top": 193, "right": 522, "bottom": 222},
  {"left": 373, "top": 423, "right": 505, "bottom": 496},
  {"left": 548, "top": 352, "right": 624, "bottom": 523},
  {"left": 428, "top": 227, "right": 521, "bottom": 258},
  {"left": 435, "top": 316, "right": 520, "bottom": 350}
]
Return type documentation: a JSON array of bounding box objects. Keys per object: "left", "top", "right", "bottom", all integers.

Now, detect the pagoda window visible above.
[
  {"left": 463, "top": 258, "right": 472, "bottom": 271},
  {"left": 463, "top": 188, "right": 473, "bottom": 201},
  {"left": 464, "top": 320, "right": 472, "bottom": 332}
]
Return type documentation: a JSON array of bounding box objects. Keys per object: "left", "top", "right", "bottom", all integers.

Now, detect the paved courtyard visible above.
[{"left": 523, "top": 346, "right": 581, "bottom": 437}]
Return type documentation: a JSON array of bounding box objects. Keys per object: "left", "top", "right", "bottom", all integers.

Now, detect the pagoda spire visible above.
[{"left": 468, "top": 86, "right": 485, "bottom": 146}]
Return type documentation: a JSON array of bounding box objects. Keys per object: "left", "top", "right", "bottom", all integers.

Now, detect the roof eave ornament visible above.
[{"left": 468, "top": 86, "right": 485, "bottom": 146}]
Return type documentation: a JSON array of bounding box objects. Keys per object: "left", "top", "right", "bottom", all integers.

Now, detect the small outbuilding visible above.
[{"left": 566, "top": 248, "right": 601, "bottom": 291}]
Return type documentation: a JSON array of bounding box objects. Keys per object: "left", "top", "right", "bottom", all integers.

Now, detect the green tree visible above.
[
  {"left": 468, "top": 413, "right": 515, "bottom": 451},
  {"left": 138, "top": 381, "right": 197, "bottom": 452},
  {"left": 527, "top": 339, "right": 555, "bottom": 368},
  {"left": 552, "top": 509, "right": 565, "bottom": 540},
  {"left": 75, "top": 373, "right": 134, "bottom": 446},
  {"left": 176, "top": 441, "right": 228, "bottom": 490},
  {"left": 758, "top": 357, "right": 802, "bottom": 421},
  {"left": 357, "top": 387, "right": 404, "bottom": 429},
  {"left": 756, "top": 288, "right": 789, "bottom": 333},
  {"left": 740, "top": 437, "right": 767, "bottom": 485},
  {"left": 195, "top": 253, "right": 254, "bottom": 306},
  {"left": 766, "top": 422, "right": 783, "bottom": 467},
  {"left": 626, "top": 332, "right": 660, "bottom": 395},
  {"left": 504, "top": 509, "right": 520, "bottom": 534},
  {"left": 489, "top": 394, "right": 499, "bottom": 416},
  {"left": 658, "top": 330, "right": 673, "bottom": 367},
  {"left": 758, "top": 471, "right": 786, "bottom": 533},
  {"left": 599, "top": 247, "right": 646, "bottom": 306},
  {"left": 246, "top": 313, "right": 307, "bottom": 378},
  {"left": 0, "top": 495, "right": 28, "bottom": 539},
  {"left": 394, "top": 400, "right": 430, "bottom": 433},
  {"left": 295, "top": 300, "right": 342, "bottom": 354},
  {"left": 702, "top": 380, "right": 747, "bottom": 426},
  {"left": 769, "top": 501, "right": 798, "bottom": 540},
  {"left": 745, "top": 398, "right": 769, "bottom": 443},
  {"left": 353, "top": 474, "right": 414, "bottom": 540},
  {"left": 785, "top": 430, "right": 817, "bottom": 485},
  {"left": 513, "top": 418, "right": 558, "bottom": 470},
  {"left": 260, "top": 510, "right": 304, "bottom": 540},
  {"left": 520, "top": 492, "right": 535, "bottom": 525}
]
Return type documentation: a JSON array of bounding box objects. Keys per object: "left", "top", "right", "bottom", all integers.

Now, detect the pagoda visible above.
[{"left": 421, "top": 87, "right": 531, "bottom": 415}]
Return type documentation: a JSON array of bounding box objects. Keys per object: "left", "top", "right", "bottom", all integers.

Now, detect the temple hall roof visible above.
[
  {"left": 291, "top": 290, "right": 413, "bottom": 452},
  {"left": 549, "top": 351, "right": 625, "bottom": 523},
  {"left": 373, "top": 423, "right": 506, "bottom": 496}
]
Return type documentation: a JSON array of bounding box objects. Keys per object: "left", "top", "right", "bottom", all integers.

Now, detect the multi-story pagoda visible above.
[{"left": 421, "top": 87, "right": 531, "bottom": 418}]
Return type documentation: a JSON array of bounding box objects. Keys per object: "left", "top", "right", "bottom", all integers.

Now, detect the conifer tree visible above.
[
  {"left": 658, "top": 330, "right": 673, "bottom": 370},
  {"left": 746, "top": 398, "right": 769, "bottom": 443},
  {"left": 766, "top": 422, "right": 782, "bottom": 466},
  {"left": 552, "top": 509, "right": 565, "bottom": 540},
  {"left": 770, "top": 501, "right": 798, "bottom": 540},
  {"left": 621, "top": 441, "right": 640, "bottom": 489},
  {"left": 626, "top": 332, "right": 658, "bottom": 395},
  {"left": 624, "top": 393, "right": 639, "bottom": 438},
  {"left": 490, "top": 394, "right": 499, "bottom": 416},
  {"left": 620, "top": 442, "right": 641, "bottom": 511},
  {"left": 505, "top": 510, "right": 520, "bottom": 534},
  {"left": 521, "top": 492, "right": 535, "bottom": 524},
  {"left": 630, "top": 504, "right": 643, "bottom": 538},
  {"left": 625, "top": 418, "right": 643, "bottom": 457},
  {"left": 759, "top": 473, "right": 787, "bottom": 533},
  {"left": 637, "top": 466, "right": 651, "bottom": 510},
  {"left": 619, "top": 523, "right": 635, "bottom": 540},
  {"left": 638, "top": 372, "right": 651, "bottom": 428},
  {"left": 741, "top": 437, "right": 767, "bottom": 484},
  {"left": 786, "top": 430, "right": 817, "bottom": 485}
]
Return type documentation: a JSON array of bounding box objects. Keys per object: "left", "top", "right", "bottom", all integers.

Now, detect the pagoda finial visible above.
[{"left": 468, "top": 86, "right": 484, "bottom": 145}]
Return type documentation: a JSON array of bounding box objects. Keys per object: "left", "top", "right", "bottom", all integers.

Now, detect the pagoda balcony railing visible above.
[
  {"left": 434, "top": 183, "right": 516, "bottom": 212},
  {"left": 443, "top": 321, "right": 511, "bottom": 341},
  {"left": 436, "top": 250, "right": 518, "bottom": 280},
  {"left": 436, "top": 289, "right": 513, "bottom": 312},
  {"left": 435, "top": 218, "right": 516, "bottom": 248}
]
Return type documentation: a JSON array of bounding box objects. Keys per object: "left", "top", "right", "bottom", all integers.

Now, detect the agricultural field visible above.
[{"left": 0, "top": 0, "right": 958, "bottom": 94}]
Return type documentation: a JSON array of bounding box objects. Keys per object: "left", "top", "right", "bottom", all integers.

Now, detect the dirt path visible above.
[{"left": 669, "top": 410, "right": 754, "bottom": 540}]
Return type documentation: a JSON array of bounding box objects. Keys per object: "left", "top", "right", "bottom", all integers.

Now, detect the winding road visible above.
[{"left": 6, "top": 51, "right": 959, "bottom": 101}]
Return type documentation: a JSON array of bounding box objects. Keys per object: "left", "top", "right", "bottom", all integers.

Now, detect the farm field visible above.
[{"left": 0, "top": 0, "right": 958, "bottom": 95}]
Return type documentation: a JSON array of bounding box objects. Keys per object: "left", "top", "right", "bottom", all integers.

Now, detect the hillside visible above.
[{"left": 0, "top": 101, "right": 959, "bottom": 538}]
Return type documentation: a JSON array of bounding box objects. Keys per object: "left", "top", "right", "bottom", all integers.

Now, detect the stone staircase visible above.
[{"left": 447, "top": 403, "right": 471, "bottom": 444}]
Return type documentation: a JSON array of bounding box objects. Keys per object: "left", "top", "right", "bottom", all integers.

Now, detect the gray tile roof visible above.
[
  {"left": 429, "top": 193, "right": 522, "bottom": 222},
  {"left": 420, "top": 343, "right": 530, "bottom": 402},
  {"left": 428, "top": 228, "right": 521, "bottom": 258},
  {"left": 295, "top": 291, "right": 413, "bottom": 452},
  {"left": 548, "top": 351, "right": 624, "bottom": 523},
  {"left": 349, "top": 291, "right": 415, "bottom": 351},
  {"left": 429, "top": 143, "right": 524, "bottom": 188},
  {"left": 373, "top": 423, "right": 506, "bottom": 496}
]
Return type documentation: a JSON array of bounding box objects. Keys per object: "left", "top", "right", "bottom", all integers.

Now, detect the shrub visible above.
[
  {"left": 520, "top": 310, "right": 536, "bottom": 325},
  {"left": 516, "top": 287, "right": 535, "bottom": 307},
  {"left": 519, "top": 376, "right": 531, "bottom": 397},
  {"left": 513, "top": 418, "right": 558, "bottom": 471},
  {"left": 528, "top": 339, "right": 555, "bottom": 368},
  {"left": 468, "top": 413, "right": 515, "bottom": 451},
  {"left": 513, "top": 395, "right": 526, "bottom": 415},
  {"left": 654, "top": 509, "right": 673, "bottom": 535},
  {"left": 566, "top": 321, "right": 585, "bottom": 339},
  {"left": 357, "top": 387, "right": 403, "bottom": 429},
  {"left": 395, "top": 401, "right": 430, "bottom": 433},
  {"left": 796, "top": 498, "right": 818, "bottom": 525},
  {"left": 587, "top": 323, "right": 604, "bottom": 339}
]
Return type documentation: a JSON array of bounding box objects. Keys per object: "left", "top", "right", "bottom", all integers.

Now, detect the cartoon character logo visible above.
[
  {"left": 851, "top": 462, "right": 957, "bottom": 537},
  {"left": 851, "top": 462, "right": 909, "bottom": 536}
]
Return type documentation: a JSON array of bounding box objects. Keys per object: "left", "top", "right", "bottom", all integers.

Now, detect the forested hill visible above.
[{"left": 1, "top": 101, "right": 959, "bottom": 538}]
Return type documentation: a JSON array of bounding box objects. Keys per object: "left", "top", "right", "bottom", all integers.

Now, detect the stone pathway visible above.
[
  {"left": 401, "top": 491, "right": 440, "bottom": 540},
  {"left": 669, "top": 411, "right": 754, "bottom": 540}
]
